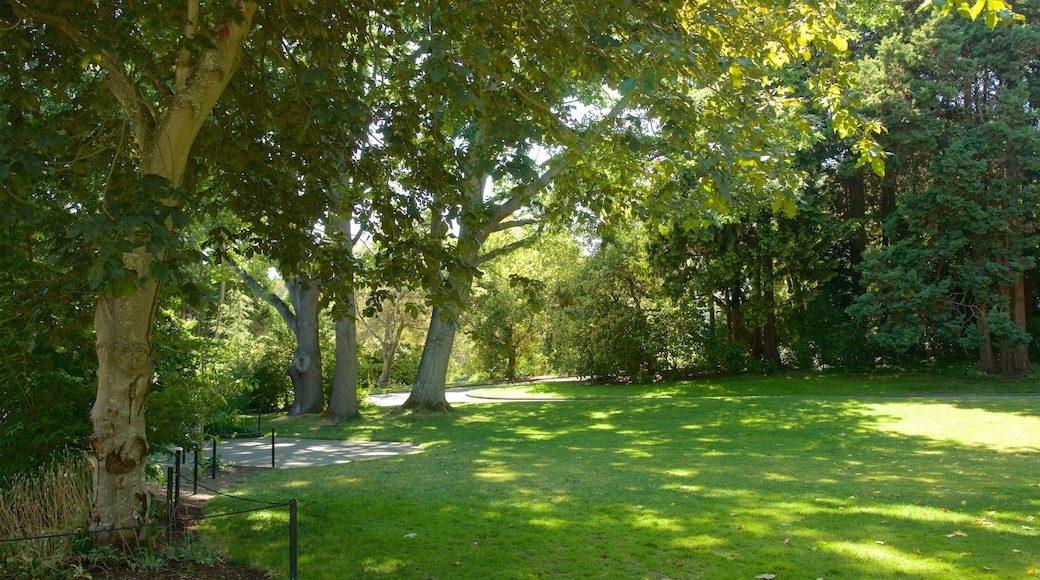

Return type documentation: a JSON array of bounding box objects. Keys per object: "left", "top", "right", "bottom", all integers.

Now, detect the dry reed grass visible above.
[{"left": 0, "top": 452, "right": 93, "bottom": 573}]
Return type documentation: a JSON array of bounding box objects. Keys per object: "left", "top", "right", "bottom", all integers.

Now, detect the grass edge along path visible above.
[{"left": 201, "top": 377, "right": 1040, "bottom": 579}]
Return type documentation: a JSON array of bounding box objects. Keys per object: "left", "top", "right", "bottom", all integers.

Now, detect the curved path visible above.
[
  {"left": 203, "top": 384, "right": 553, "bottom": 470},
  {"left": 199, "top": 438, "right": 421, "bottom": 469}
]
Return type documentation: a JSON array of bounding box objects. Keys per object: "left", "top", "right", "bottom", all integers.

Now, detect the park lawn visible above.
[
  {"left": 465, "top": 372, "right": 1040, "bottom": 400},
  {"left": 202, "top": 390, "right": 1040, "bottom": 578}
]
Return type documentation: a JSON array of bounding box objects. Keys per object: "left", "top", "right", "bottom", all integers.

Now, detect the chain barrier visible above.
[{"left": 1, "top": 445, "right": 299, "bottom": 580}]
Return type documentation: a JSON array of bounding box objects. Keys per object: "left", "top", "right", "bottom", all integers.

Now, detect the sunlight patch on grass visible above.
[
  {"left": 511, "top": 426, "right": 560, "bottom": 440},
  {"left": 853, "top": 504, "right": 979, "bottom": 525},
  {"left": 761, "top": 472, "right": 799, "bottom": 482},
  {"left": 360, "top": 557, "right": 405, "bottom": 574},
  {"left": 623, "top": 505, "right": 687, "bottom": 532},
  {"left": 661, "top": 482, "right": 703, "bottom": 493},
  {"left": 861, "top": 402, "right": 1040, "bottom": 452},
  {"left": 665, "top": 468, "right": 696, "bottom": 477},
  {"left": 613, "top": 447, "right": 654, "bottom": 459},
  {"left": 527, "top": 516, "right": 567, "bottom": 528},
  {"left": 243, "top": 509, "right": 287, "bottom": 532},
  {"left": 472, "top": 459, "right": 522, "bottom": 482},
  {"left": 820, "top": 540, "right": 958, "bottom": 575},
  {"left": 669, "top": 534, "right": 726, "bottom": 549}
]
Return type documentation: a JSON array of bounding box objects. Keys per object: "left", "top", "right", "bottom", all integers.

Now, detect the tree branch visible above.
[
  {"left": 476, "top": 232, "right": 541, "bottom": 266},
  {"left": 7, "top": 1, "right": 154, "bottom": 144},
  {"left": 175, "top": 0, "right": 200, "bottom": 93},
  {"left": 488, "top": 218, "right": 539, "bottom": 235},
  {"left": 484, "top": 93, "right": 631, "bottom": 233},
  {"left": 226, "top": 255, "right": 297, "bottom": 331}
]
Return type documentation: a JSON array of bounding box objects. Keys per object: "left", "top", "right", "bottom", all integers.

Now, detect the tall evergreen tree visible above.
[{"left": 852, "top": 10, "right": 1040, "bottom": 376}]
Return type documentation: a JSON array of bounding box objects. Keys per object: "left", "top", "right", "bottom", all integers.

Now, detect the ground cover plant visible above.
[{"left": 201, "top": 376, "right": 1040, "bottom": 578}]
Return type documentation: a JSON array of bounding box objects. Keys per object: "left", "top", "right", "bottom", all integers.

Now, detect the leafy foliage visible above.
[
  {"left": 851, "top": 10, "right": 1040, "bottom": 374},
  {"left": 550, "top": 240, "right": 666, "bottom": 383}
]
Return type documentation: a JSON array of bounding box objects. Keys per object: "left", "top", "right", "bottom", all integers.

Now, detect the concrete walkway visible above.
[
  {"left": 201, "top": 437, "right": 421, "bottom": 469},
  {"left": 368, "top": 380, "right": 574, "bottom": 407},
  {"left": 187, "top": 380, "right": 569, "bottom": 470}
]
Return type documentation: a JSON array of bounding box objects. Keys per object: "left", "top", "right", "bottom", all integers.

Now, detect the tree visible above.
[
  {"left": 3, "top": 0, "right": 259, "bottom": 547},
  {"left": 550, "top": 232, "right": 667, "bottom": 382},
  {"left": 850, "top": 9, "right": 1040, "bottom": 376},
  {"left": 231, "top": 261, "right": 326, "bottom": 414},
  {"left": 649, "top": 187, "right": 842, "bottom": 370},
  {"left": 357, "top": 287, "right": 428, "bottom": 390},
  {"left": 384, "top": 0, "right": 886, "bottom": 410}
]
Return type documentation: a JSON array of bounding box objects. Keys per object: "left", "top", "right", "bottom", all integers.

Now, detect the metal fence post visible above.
[
  {"left": 211, "top": 437, "right": 217, "bottom": 479},
  {"left": 193, "top": 448, "right": 199, "bottom": 495},
  {"left": 271, "top": 429, "right": 276, "bottom": 469},
  {"left": 289, "top": 498, "right": 298, "bottom": 580},
  {"left": 174, "top": 450, "right": 182, "bottom": 513},
  {"left": 166, "top": 466, "right": 174, "bottom": 544}
]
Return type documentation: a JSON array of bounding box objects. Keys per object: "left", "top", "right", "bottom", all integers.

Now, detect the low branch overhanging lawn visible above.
[{"left": 201, "top": 381, "right": 1040, "bottom": 579}]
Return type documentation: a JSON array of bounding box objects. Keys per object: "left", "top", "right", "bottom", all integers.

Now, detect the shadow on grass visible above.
[{"left": 205, "top": 397, "right": 1040, "bottom": 579}]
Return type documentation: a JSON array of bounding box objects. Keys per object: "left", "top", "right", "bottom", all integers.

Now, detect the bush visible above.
[{"left": 693, "top": 323, "right": 750, "bottom": 374}]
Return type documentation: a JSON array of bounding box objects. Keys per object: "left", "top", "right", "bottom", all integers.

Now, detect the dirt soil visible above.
[{"left": 82, "top": 466, "right": 274, "bottom": 579}]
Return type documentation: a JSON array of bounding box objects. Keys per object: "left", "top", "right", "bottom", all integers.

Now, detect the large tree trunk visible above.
[
  {"left": 326, "top": 294, "right": 359, "bottom": 422},
  {"left": 844, "top": 171, "right": 868, "bottom": 288},
  {"left": 287, "top": 278, "right": 324, "bottom": 415},
  {"left": 976, "top": 299, "right": 998, "bottom": 374},
  {"left": 998, "top": 273, "right": 1033, "bottom": 377},
  {"left": 55, "top": 1, "right": 259, "bottom": 549},
  {"left": 402, "top": 305, "right": 459, "bottom": 412},
  {"left": 762, "top": 255, "right": 779, "bottom": 363},
  {"left": 89, "top": 251, "right": 159, "bottom": 548}
]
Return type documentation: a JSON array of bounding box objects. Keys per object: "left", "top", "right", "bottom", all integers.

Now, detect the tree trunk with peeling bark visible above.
[
  {"left": 287, "top": 278, "right": 325, "bottom": 415},
  {"left": 90, "top": 252, "right": 159, "bottom": 548},
  {"left": 10, "top": 0, "right": 267, "bottom": 547},
  {"left": 327, "top": 295, "right": 360, "bottom": 421},
  {"left": 403, "top": 305, "right": 459, "bottom": 412}
]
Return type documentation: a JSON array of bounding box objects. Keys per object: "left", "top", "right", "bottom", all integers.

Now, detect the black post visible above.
[
  {"left": 180, "top": 447, "right": 187, "bottom": 464},
  {"left": 166, "top": 466, "right": 174, "bottom": 544},
  {"left": 174, "top": 450, "right": 182, "bottom": 512},
  {"left": 271, "top": 429, "right": 276, "bottom": 469},
  {"left": 211, "top": 438, "right": 217, "bottom": 480},
  {"left": 289, "top": 499, "right": 298, "bottom": 580},
  {"left": 193, "top": 448, "right": 199, "bottom": 495}
]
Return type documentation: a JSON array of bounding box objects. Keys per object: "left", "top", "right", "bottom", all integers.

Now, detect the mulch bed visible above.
[{"left": 81, "top": 466, "right": 274, "bottom": 579}]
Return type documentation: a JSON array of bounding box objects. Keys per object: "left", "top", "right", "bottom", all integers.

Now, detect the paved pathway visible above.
[
  {"left": 369, "top": 380, "right": 572, "bottom": 407},
  {"left": 190, "top": 380, "right": 567, "bottom": 470},
  {"left": 197, "top": 437, "right": 421, "bottom": 469}
]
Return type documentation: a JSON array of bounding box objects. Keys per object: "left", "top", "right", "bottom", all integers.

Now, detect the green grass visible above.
[
  {"left": 201, "top": 376, "right": 1040, "bottom": 579},
  {"left": 466, "top": 373, "right": 1040, "bottom": 400}
]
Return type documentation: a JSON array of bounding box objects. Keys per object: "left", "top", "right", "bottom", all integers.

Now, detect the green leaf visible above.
[{"left": 619, "top": 77, "right": 639, "bottom": 96}]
